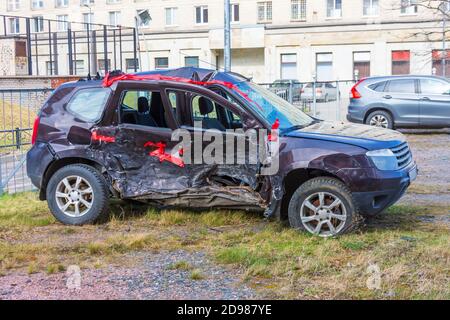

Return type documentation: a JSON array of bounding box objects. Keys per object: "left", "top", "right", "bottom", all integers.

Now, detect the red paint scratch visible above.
[
  {"left": 91, "top": 131, "right": 116, "bottom": 143},
  {"left": 144, "top": 141, "right": 185, "bottom": 168}
]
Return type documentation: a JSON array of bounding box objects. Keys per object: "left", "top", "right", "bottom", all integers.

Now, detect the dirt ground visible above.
[{"left": 0, "top": 130, "right": 449, "bottom": 300}]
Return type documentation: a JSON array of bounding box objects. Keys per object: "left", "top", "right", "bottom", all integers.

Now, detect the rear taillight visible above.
[
  {"left": 31, "top": 116, "right": 40, "bottom": 145},
  {"left": 350, "top": 79, "right": 365, "bottom": 99}
]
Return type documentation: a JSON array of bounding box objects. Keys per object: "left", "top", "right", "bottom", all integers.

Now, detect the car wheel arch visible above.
[
  {"left": 279, "top": 168, "right": 347, "bottom": 221},
  {"left": 363, "top": 107, "right": 395, "bottom": 123},
  {"left": 39, "top": 157, "right": 108, "bottom": 201}
]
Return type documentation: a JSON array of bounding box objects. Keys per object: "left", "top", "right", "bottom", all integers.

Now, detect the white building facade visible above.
[{"left": 0, "top": 0, "right": 448, "bottom": 82}]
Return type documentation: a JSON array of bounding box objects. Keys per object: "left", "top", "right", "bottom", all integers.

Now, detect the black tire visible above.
[
  {"left": 366, "top": 110, "right": 394, "bottom": 129},
  {"left": 288, "top": 177, "right": 360, "bottom": 237},
  {"left": 46, "top": 164, "right": 109, "bottom": 225}
]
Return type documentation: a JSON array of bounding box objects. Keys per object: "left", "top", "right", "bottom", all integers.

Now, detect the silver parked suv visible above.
[{"left": 347, "top": 75, "right": 450, "bottom": 129}]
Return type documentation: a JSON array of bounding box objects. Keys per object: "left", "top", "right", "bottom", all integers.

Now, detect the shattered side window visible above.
[
  {"left": 166, "top": 90, "right": 184, "bottom": 124},
  {"left": 67, "top": 88, "right": 110, "bottom": 122}
]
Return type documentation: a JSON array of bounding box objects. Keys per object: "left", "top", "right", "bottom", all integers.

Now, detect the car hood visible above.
[{"left": 285, "top": 121, "right": 406, "bottom": 150}]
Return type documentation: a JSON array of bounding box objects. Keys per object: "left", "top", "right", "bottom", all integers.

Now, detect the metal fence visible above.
[
  {"left": 0, "top": 14, "right": 137, "bottom": 76},
  {"left": 260, "top": 80, "right": 356, "bottom": 122},
  {"left": 0, "top": 88, "right": 52, "bottom": 195}
]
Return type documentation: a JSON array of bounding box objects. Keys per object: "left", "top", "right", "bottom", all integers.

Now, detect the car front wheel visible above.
[
  {"left": 46, "top": 164, "right": 109, "bottom": 225},
  {"left": 288, "top": 177, "right": 359, "bottom": 237}
]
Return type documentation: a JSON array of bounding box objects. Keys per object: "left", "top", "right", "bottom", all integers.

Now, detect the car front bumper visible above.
[{"left": 351, "top": 161, "right": 418, "bottom": 216}]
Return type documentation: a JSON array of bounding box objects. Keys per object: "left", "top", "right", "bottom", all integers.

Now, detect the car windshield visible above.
[{"left": 235, "top": 81, "right": 315, "bottom": 130}]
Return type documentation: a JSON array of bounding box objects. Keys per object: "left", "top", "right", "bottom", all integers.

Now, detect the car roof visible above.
[
  {"left": 363, "top": 75, "right": 449, "bottom": 82},
  {"left": 58, "top": 67, "right": 251, "bottom": 90}
]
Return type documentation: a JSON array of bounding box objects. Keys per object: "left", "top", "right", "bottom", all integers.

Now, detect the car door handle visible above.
[
  {"left": 421, "top": 97, "right": 430, "bottom": 101},
  {"left": 383, "top": 95, "right": 392, "bottom": 99}
]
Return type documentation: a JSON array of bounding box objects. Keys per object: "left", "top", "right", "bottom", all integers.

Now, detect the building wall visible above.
[{"left": 0, "top": 0, "right": 446, "bottom": 82}]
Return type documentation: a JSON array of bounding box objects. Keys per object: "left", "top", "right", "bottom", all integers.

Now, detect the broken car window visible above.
[
  {"left": 67, "top": 88, "right": 111, "bottom": 122},
  {"left": 120, "top": 90, "right": 169, "bottom": 128},
  {"left": 235, "top": 81, "right": 314, "bottom": 130},
  {"left": 189, "top": 95, "right": 242, "bottom": 131}
]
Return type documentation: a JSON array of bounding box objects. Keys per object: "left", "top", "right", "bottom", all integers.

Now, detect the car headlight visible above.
[{"left": 366, "top": 149, "right": 398, "bottom": 171}]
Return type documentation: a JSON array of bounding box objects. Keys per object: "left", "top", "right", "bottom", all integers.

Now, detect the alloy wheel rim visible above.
[
  {"left": 55, "top": 175, "right": 94, "bottom": 217},
  {"left": 370, "top": 115, "right": 388, "bottom": 128},
  {"left": 300, "top": 192, "right": 347, "bottom": 237}
]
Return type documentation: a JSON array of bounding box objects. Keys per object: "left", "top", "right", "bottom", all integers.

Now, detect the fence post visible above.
[
  {"left": 336, "top": 80, "right": 340, "bottom": 121},
  {"left": 15, "top": 127, "right": 21, "bottom": 150},
  {"left": 67, "top": 24, "right": 74, "bottom": 75},
  {"left": 26, "top": 18, "right": 33, "bottom": 76},
  {"left": 288, "top": 81, "right": 293, "bottom": 104},
  {"left": 103, "top": 25, "right": 108, "bottom": 74},
  {"left": 312, "top": 80, "right": 317, "bottom": 117}
]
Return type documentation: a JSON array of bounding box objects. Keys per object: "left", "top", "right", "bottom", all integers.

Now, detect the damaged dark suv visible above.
[{"left": 27, "top": 67, "right": 417, "bottom": 237}]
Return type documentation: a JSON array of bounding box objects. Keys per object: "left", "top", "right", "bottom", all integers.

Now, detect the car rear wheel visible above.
[
  {"left": 46, "top": 164, "right": 109, "bottom": 225},
  {"left": 288, "top": 177, "right": 359, "bottom": 237},
  {"left": 366, "top": 110, "right": 394, "bottom": 129}
]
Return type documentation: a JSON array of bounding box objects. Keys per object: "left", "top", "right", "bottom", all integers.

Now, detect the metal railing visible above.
[
  {"left": 259, "top": 80, "right": 356, "bottom": 121},
  {"left": 0, "top": 14, "right": 137, "bottom": 76},
  {"left": 0, "top": 88, "right": 53, "bottom": 195}
]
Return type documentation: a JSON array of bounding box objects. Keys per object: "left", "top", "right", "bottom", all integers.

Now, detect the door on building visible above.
[
  {"left": 316, "top": 53, "right": 333, "bottom": 81},
  {"left": 353, "top": 52, "right": 370, "bottom": 79},
  {"left": 418, "top": 78, "right": 450, "bottom": 127},
  {"left": 392, "top": 50, "right": 410, "bottom": 75},
  {"left": 280, "top": 54, "right": 298, "bottom": 80},
  {"left": 432, "top": 50, "right": 450, "bottom": 78}
]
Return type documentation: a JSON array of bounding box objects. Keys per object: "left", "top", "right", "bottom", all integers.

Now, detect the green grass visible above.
[
  {"left": 168, "top": 260, "right": 192, "bottom": 271},
  {"left": 0, "top": 191, "right": 448, "bottom": 299}
]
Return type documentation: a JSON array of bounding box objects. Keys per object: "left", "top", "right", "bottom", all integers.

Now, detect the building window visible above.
[
  {"left": 32, "top": 16, "right": 44, "bottom": 32},
  {"left": 126, "top": 58, "right": 139, "bottom": 73},
  {"left": 353, "top": 52, "right": 371, "bottom": 79},
  {"left": 109, "top": 11, "right": 121, "bottom": 26},
  {"left": 401, "top": 0, "right": 418, "bottom": 14},
  {"left": 291, "top": 0, "right": 306, "bottom": 21},
  {"left": 363, "top": 0, "right": 379, "bottom": 16},
  {"left": 46, "top": 61, "right": 56, "bottom": 75},
  {"left": 391, "top": 50, "right": 410, "bottom": 75},
  {"left": 137, "top": 10, "right": 151, "bottom": 27},
  {"left": 82, "top": 13, "right": 94, "bottom": 30},
  {"left": 195, "top": 6, "right": 208, "bottom": 24},
  {"left": 7, "top": 0, "right": 19, "bottom": 11},
  {"left": 432, "top": 50, "right": 450, "bottom": 77},
  {"left": 106, "top": 0, "right": 121, "bottom": 4},
  {"left": 98, "top": 59, "right": 111, "bottom": 74},
  {"left": 74, "top": 60, "right": 85, "bottom": 75},
  {"left": 56, "top": 0, "right": 69, "bottom": 8},
  {"left": 316, "top": 53, "right": 333, "bottom": 81},
  {"left": 31, "top": 0, "right": 44, "bottom": 9},
  {"left": 81, "top": 0, "right": 95, "bottom": 5},
  {"left": 57, "top": 15, "right": 68, "bottom": 31},
  {"left": 231, "top": 4, "right": 240, "bottom": 22},
  {"left": 8, "top": 18, "right": 20, "bottom": 34},
  {"left": 165, "top": 7, "right": 177, "bottom": 26},
  {"left": 155, "top": 57, "right": 169, "bottom": 69},
  {"left": 185, "top": 56, "right": 199, "bottom": 68},
  {"left": 280, "top": 54, "right": 297, "bottom": 80},
  {"left": 257, "top": 2, "right": 273, "bottom": 23},
  {"left": 7, "top": 0, "right": 20, "bottom": 11},
  {"left": 326, "top": 0, "right": 342, "bottom": 18}
]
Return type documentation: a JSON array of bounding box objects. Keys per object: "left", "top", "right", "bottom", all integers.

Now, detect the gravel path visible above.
[{"left": 0, "top": 250, "right": 257, "bottom": 300}]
